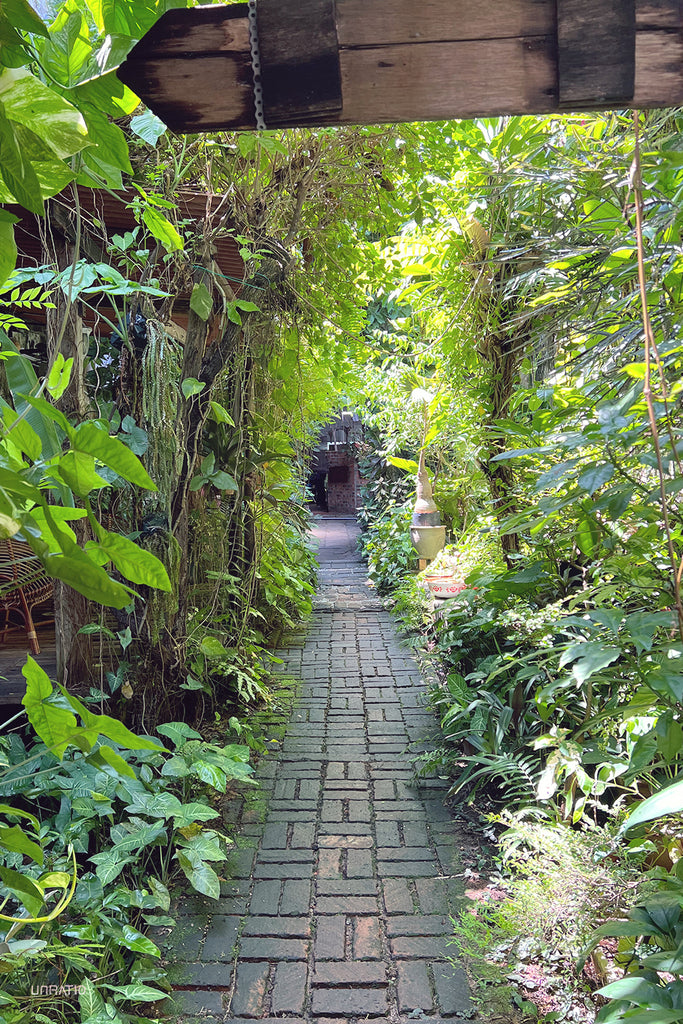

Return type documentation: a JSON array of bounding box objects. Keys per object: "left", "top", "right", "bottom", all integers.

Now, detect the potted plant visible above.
[{"left": 388, "top": 385, "right": 446, "bottom": 561}]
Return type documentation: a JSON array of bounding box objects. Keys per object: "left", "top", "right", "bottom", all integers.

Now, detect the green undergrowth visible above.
[
  {"left": 0, "top": 658, "right": 261, "bottom": 1024},
  {"left": 450, "top": 815, "right": 645, "bottom": 1023}
]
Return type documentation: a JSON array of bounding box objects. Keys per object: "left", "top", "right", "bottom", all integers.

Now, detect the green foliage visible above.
[
  {"left": 451, "top": 816, "right": 642, "bottom": 1022},
  {"left": 0, "top": 663, "right": 254, "bottom": 1021},
  {"left": 359, "top": 500, "right": 415, "bottom": 595},
  {"left": 0, "top": 337, "right": 169, "bottom": 609}
]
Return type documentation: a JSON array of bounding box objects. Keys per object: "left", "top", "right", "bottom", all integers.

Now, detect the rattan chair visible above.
[{"left": 0, "top": 539, "right": 53, "bottom": 655}]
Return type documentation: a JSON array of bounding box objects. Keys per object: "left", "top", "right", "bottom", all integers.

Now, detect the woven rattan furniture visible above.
[{"left": 0, "top": 539, "right": 53, "bottom": 655}]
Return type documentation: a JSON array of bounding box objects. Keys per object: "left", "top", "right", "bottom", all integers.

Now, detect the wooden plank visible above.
[
  {"left": 117, "top": 0, "right": 683, "bottom": 132},
  {"left": 121, "top": 4, "right": 249, "bottom": 57},
  {"left": 336, "top": 0, "right": 555, "bottom": 46},
  {"left": 634, "top": 25, "right": 683, "bottom": 106},
  {"left": 337, "top": 37, "right": 557, "bottom": 123},
  {"left": 558, "top": 0, "right": 636, "bottom": 107},
  {"left": 120, "top": 54, "right": 254, "bottom": 131},
  {"left": 258, "top": 0, "right": 342, "bottom": 122},
  {"left": 636, "top": 0, "right": 682, "bottom": 29}
]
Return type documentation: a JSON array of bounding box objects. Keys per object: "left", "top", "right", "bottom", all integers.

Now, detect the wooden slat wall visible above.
[{"left": 117, "top": 0, "right": 683, "bottom": 132}]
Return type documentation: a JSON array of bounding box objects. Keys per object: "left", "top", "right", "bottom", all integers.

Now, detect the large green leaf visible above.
[
  {"left": 0, "top": 334, "right": 64, "bottom": 458},
  {"left": 0, "top": 102, "right": 43, "bottom": 213},
  {"left": 79, "top": 978, "right": 105, "bottom": 1020},
  {"left": 1, "top": 403, "right": 40, "bottom": 460},
  {"left": 107, "top": 820, "right": 167, "bottom": 855},
  {"left": 189, "top": 282, "right": 212, "bottom": 321},
  {"left": 87, "top": 530, "right": 171, "bottom": 590},
  {"left": 597, "top": 976, "right": 670, "bottom": 1005},
  {"left": 0, "top": 67, "right": 88, "bottom": 160},
  {"left": 176, "top": 850, "right": 221, "bottom": 899},
  {"left": 24, "top": 506, "right": 86, "bottom": 554},
  {"left": 624, "top": 775, "right": 683, "bottom": 832},
  {"left": 73, "top": 71, "right": 138, "bottom": 117},
  {"left": 4, "top": 0, "right": 49, "bottom": 37},
  {"left": 156, "top": 721, "right": 203, "bottom": 747},
  {"left": 199, "top": 636, "right": 228, "bottom": 659},
  {"left": 88, "top": 744, "right": 136, "bottom": 780},
  {"left": 0, "top": 866, "right": 45, "bottom": 916},
  {"left": 178, "top": 832, "right": 226, "bottom": 862},
  {"left": 170, "top": 802, "right": 220, "bottom": 827},
  {"left": 0, "top": 824, "right": 43, "bottom": 864},
  {"left": 22, "top": 655, "right": 78, "bottom": 758},
  {"left": 192, "top": 760, "right": 227, "bottom": 791},
  {"left": 142, "top": 205, "right": 184, "bottom": 252},
  {"left": 43, "top": 546, "right": 132, "bottom": 608},
  {"left": 0, "top": 209, "right": 18, "bottom": 286},
  {"left": 59, "top": 685, "right": 165, "bottom": 751},
  {"left": 130, "top": 109, "right": 167, "bottom": 146},
  {"left": 39, "top": 9, "right": 91, "bottom": 86},
  {"left": 103, "top": 983, "right": 168, "bottom": 1002},
  {"left": 89, "top": 849, "right": 135, "bottom": 886},
  {"left": 559, "top": 641, "right": 620, "bottom": 685},
  {"left": 119, "top": 924, "right": 160, "bottom": 957},
  {"left": 72, "top": 421, "right": 157, "bottom": 489},
  {"left": 55, "top": 450, "right": 108, "bottom": 497}
]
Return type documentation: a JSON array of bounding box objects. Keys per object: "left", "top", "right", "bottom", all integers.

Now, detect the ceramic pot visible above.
[
  {"left": 425, "top": 573, "right": 465, "bottom": 599},
  {"left": 410, "top": 524, "right": 446, "bottom": 560}
]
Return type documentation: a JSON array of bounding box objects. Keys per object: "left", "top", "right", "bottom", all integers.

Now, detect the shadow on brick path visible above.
[{"left": 163, "top": 517, "right": 473, "bottom": 1023}]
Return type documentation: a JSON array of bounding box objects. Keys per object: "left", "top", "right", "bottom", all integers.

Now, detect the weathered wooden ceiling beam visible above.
[{"left": 117, "top": 0, "right": 683, "bottom": 132}]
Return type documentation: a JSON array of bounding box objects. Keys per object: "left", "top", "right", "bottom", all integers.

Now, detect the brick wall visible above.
[{"left": 317, "top": 450, "right": 361, "bottom": 513}]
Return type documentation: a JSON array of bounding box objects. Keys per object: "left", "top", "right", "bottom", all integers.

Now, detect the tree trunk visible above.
[{"left": 44, "top": 197, "right": 99, "bottom": 686}]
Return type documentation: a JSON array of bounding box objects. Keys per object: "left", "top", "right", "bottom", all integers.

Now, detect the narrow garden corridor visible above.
[{"left": 167, "top": 516, "right": 473, "bottom": 1023}]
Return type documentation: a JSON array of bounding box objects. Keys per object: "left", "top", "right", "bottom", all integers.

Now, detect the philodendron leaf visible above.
[
  {"left": 208, "top": 401, "right": 234, "bottom": 425},
  {"left": 0, "top": 68, "right": 88, "bottom": 161},
  {"left": 156, "top": 721, "right": 203, "bottom": 747},
  {"left": 119, "top": 924, "right": 160, "bottom": 957},
  {"left": 0, "top": 103, "right": 43, "bottom": 213},
  {"left": 129, "top": 109, "right": 167, "bottom": 145},
  {"left": 142, "top": 205, "right": 183, "bottom": 252},
  {"left": 87, "top": 530, "right": 171, "bottom": 591},
  {"left": 46, "top": 352, "right": 73, "bottom": 400},
  {"left": 199, "top": 636, "right": 228, "bottom": 659},
  {"left": 0, "top": 866, "right": 45, "bottom": 916},
  {"left": 44, "top": 546, "right": 132, "bottom": 608},
  {"left": 103, "top": 983, "right": 168, "bottom": 1002},
  {"left": 55, "top": 450, "right": 108, "bottom": 497},
  {"left": 189, "top": 281, "right": 212, "bottom": 321},
  {"left": 72, "top": 421, "right": 157, "bottom": 490},
  {"left": 0, "top": 824, "right": 43, "bottom": 864},
  {"left": 0, "top": 209, "right": 18, "bottom": 286},
  {"left": 22, "top": 655, "right": 78, "bottom": 759},
  {"left": 58, "top": 684, "right": 165, "bottom": 751},
  {"left": 176, "top": 850, "right": 221, "bottom": 899},
  {"left": 181, "top": 376, "right": 205, "bottom": 398},
  {"left": 624, "top": 775, "right": 683, "bottom": 832}
]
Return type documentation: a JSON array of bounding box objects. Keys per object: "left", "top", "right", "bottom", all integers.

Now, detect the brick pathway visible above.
[{"left": 166, "top": 517, "right": 471, "bottom": 1023}]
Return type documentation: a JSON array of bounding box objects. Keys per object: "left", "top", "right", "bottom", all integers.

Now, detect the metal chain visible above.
[{"left": 247, "top": 0, "right": 267, "bottom": 131}]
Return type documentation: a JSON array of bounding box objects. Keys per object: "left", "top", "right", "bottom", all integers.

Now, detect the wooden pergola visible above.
[{"left": 118, "top": 1, "right": 683, "bottom": 133}]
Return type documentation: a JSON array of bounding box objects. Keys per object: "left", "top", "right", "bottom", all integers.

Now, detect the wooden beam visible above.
[
  {"left": 117, "top": 0, "right": 683, "bottom": 132},
  {"left": 558, "top": 0, "right": 636, "bottom": 107},
  {"left": 338, "top": 38, "right": 556, "bottom": 124},
  {"left": 258, "top": 0, "right": 342, "bottom": 123},
  {"left": 335, "top": 0, "right": 556, "bottom": 46}
]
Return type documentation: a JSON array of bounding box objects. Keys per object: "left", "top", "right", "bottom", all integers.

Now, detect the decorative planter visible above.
[
  {"left": 424, "top": 573, "right": 466, "bottom": 599},
  {"left": 410, "top": 524, "right": 446, "bottom": 560}
]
